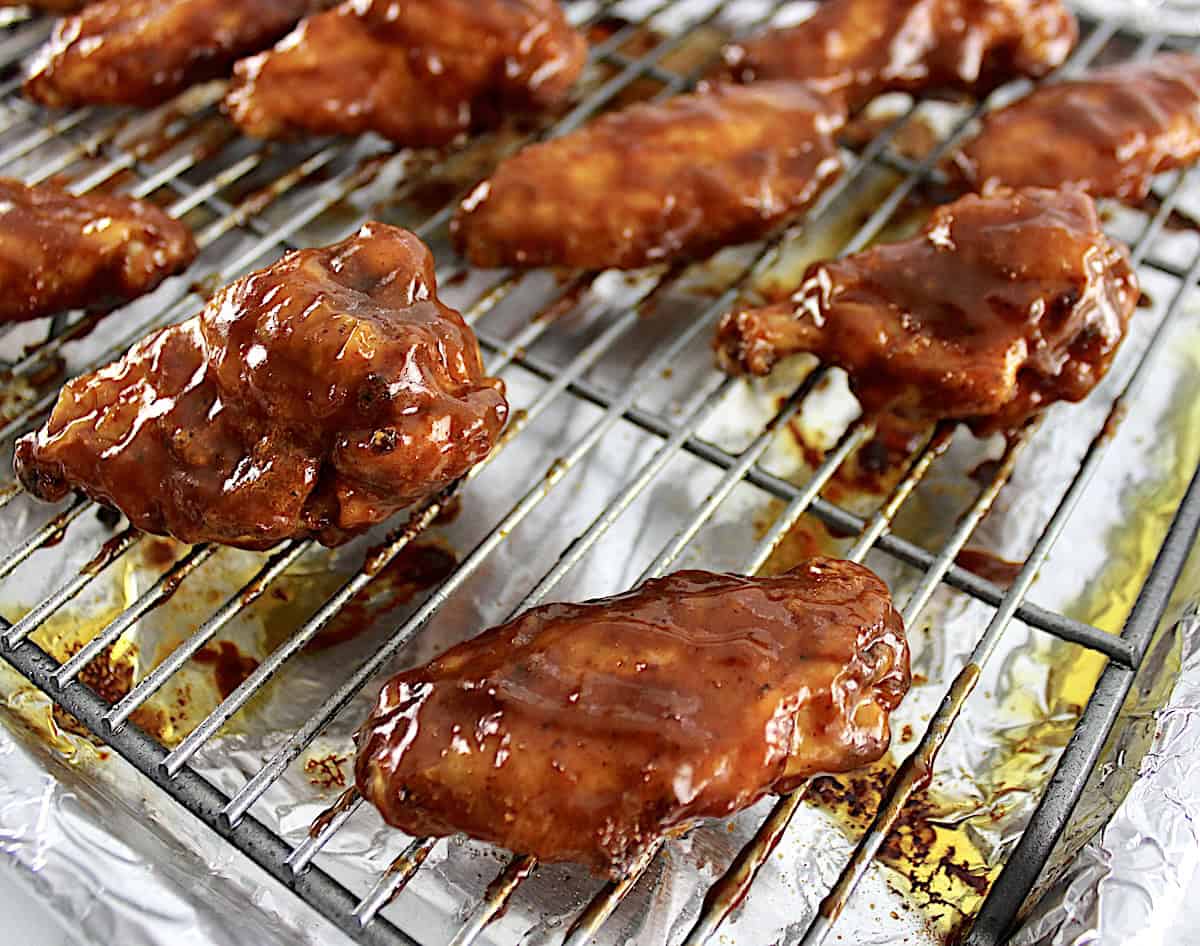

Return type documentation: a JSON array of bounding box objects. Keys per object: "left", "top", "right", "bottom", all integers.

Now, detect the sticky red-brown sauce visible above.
[
  {"left": 355, "top": 559, "right": 909, "bottom": 876},
  {"left": 954, "top": 548, "right": 1023, "bottom": 588}
]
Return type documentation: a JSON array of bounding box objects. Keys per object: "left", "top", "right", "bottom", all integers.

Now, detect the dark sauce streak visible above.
[
  {"left": 142, "top": 538, "right": 178, "bottom": 568},
  {"left": 368, "top": 842, "right": 434, "bottom": 914},
  {"left": 788, "top": 411, "right": 928, "bottom": 501},
  {"left": 1140, "top": 191, "right": 1200, "bottom": 234},
  {"left": 39, "top": 526, "right": 68, "bottom": 549},
  {"left": 536, "top": 279, "right": 588, "bottom": 323},
  {"left": 954, "top": 548, "right": 1023, "bottom": 588},
  {"left": 1099, "top": 402, "right": 1129, "bottom": 443},
  {"left": 308, "top": 541, "right": 457, "bottom": 651},
  {"left": 584, "top": 15, "right": 664, "bottom": 59},
  {"left": 81, "top": 531, "right": 134, "bottom": 575},
  {"left": 94, "top": 505, "right": 122, "bottom": 529},
  {"left": 481, "top": 857, "right": 534, "bottom": 922},
  {"left": 158, "top": 569, "right": 188, "bottom": 601},
  {"left": 433, "top": 494, "right": 462, "bottom": 526},
  {"left": 968, "top": 458, "right": 1003, "bottom": 487},
  {"left": 194, "top": 641, "right": 259, "bottom": 701},
  {"left": 635, "top": 261, "right": 689, "bottom": 318},
  {"left": 309, "top": 785, "right": 359, "bottom": 838}
]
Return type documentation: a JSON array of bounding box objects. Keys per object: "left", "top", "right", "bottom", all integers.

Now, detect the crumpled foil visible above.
[
  {"left": 2, "top": 3, "right": 1200, "bottom": 945},
  {"left": 1011, "top": 602, "right": 1200, "bottom": 946}
]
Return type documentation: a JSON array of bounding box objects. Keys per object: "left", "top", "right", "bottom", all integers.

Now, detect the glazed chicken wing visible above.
[
  {"left": 15, "top": 223, "right": 507, "bottom": 550},
  {"left": 224, "top": 0, "right": 586, "bottom": 146},
  {"left": 0, "top": 178, "right": 196, "bottom": 324},
  {"left": 24, "top": 0, "right": 327, "bottom": 108},
  {"left": 721, "top": 0, "right": 1077, "bottom": 112},
  {"left": 452, "top": 81, "right": 845, "bottom": 271},
  {"left": 356, "top": 557, "right": 909, "bottom": 875},
  {"left": 715, "top": 188, "right": 1138, "bottom": 435},
  {"left": 954, "top": 53, "right": 1200, "bottom": 202}
]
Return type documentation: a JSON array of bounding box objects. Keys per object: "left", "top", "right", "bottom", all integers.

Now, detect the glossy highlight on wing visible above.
[
  {"left": 24, "top": 0, "right": 329, "bottom": 108},
  {"left": 14, "top": 223, "right": 508, "bottom": 549},
  {"left": 452, "top": 81, "right": 845, "bottom": 271},
  {"left": 715, "top": 187, "right": 1138, "bottom": 435},
  {"left": 720, "top": 0, "right": 1077, "bottom": 112},
  {"left": 356, "top": 557, "right": 909, "bottom": 875},
  {"left": 0, "top": 177, "right": 196, "bottom": 324},
  {"left": 224, "top": 0, "right": 586, "bottom": 146},
  {"left": 954, "top": 52, "right": 1200, "bottom": 202}
]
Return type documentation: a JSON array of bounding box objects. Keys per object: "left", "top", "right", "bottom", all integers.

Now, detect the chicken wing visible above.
[
  {"left": 356, "top": 557, "right": 909, "bottom": 875},
  {"left": 452, "top": 81, "right": 845, "bottom": 271},
  {"left": 954, "top": 53, "right": 1200, "bottom": 202},
  {"left": 15, "top": 223, "right": 508, "bottom": 550},
  {"left": 715, "top": 187, "right": 1138, "bottom": 435},
  {"left": 24, "top": 0, "right": 327, "bottom": 108},
  {"left": 224, "top": 0, "right": 586, "bottom": 147},
  {"left": 720, "top": 0, "right": 1077, "bottom": 112},
  {"left": 0, "top": 178, "right": 196, "bottom": 324}
]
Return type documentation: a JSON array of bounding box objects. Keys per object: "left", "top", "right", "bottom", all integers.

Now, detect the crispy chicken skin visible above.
[
  {"left": 0, "top": 178, "right": 196, "bottom": 324},
  {"left": 356, "top": 557, "right": 909, "bottom": 875},
  {"left": 452, "top": 81, "right": 845, "bottom": 271},
  {"left": 224, "top": 0, "right": 586, "bottom": 146},
  {"left": 954, "top": 53, "right": 1200, "bottom": 202},
  {"left": 715, "top": 188, "right": 1138, "bottom": 435},
  {"left": 14, "top": 224, "right": 508, "bottom": 550},
  {"left": 23, "top": 0, "right": 327, "bottom": 109},
  {"left": 720, "top": 0, "right": 1077, "bottom": 112}
]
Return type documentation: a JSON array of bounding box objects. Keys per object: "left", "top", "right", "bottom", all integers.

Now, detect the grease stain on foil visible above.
[{"left": 0, "top": 534, "right": 457, "bottom": 760}]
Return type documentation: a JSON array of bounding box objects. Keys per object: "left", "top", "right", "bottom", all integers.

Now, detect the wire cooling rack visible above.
[{"left": 0, "top": 2, "right": 1199, "bottom": 945}]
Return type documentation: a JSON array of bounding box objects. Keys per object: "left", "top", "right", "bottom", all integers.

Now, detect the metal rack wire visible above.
[{"left": 0, "top": 3, "right": 1198, "bottom": 945}]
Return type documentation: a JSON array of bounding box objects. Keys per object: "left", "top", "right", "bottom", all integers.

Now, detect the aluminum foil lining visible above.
[
  {"left": 1067, "top": 1, "right": 1200, "bottom": 36},
  {"left": 1012, "top": 602, "right": 1200, "bottom": 946},
  {"left": 1, "top": 2, "right": 1200, "bottom": 945}
]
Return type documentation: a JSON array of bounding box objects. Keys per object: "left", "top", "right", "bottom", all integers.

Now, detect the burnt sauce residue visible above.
[
  {"left": 810, "top": 762, "right": 998, "bottom": 940},
  {"left": 787, "top": 409, "right": 930, "bottom": 502},
  {"left": 49, "top": 639, "right": 181, "bottom": 748},
  {"left": 194, "top": 641, "right": 260, "bottom": 701},
  {"left": 305, "top": 752, "right": 350, "bottom": 792},
  {"left": 52, "top": 642, "right": 140, "bottom": 744}
]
